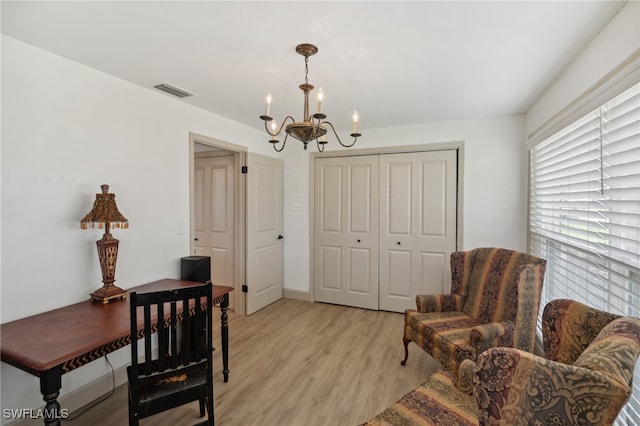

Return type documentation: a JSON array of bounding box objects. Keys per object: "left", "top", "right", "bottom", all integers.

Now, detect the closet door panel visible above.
[
  {"left": 319, "top": 246, "right": 342, "bottom": 290},
  {"left": 349, "top": 248, "right": 372, "bottom": 294},
  {"left": 320, "top": 165, "right": 343, "bottom": 233},
  {"left": 419, "top": 251, "right": 447, "bottom": 295},
  {"left": 420, "top": 160, "right": 448, "bottom": 236},
  {"left": 385, "top": 249, "right": 412, "bottom": 297},
  {"left": 349, "top": 164, "right": 373, "bottom": 233}
]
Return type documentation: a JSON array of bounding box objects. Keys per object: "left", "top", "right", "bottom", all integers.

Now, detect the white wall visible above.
[
  {"left": 0, "top": 36, "right": 272, "bottom": 423},
  {"left": 281, "top": 115, "right": 528, "bottom": 293},
  {"left": 527, "top": 0, "right": 640, "bottom": 142}
]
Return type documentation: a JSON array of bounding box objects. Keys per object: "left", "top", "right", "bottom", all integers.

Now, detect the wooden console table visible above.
[{"left": 1, "top": 278, "right": 233, "bottom": 426}]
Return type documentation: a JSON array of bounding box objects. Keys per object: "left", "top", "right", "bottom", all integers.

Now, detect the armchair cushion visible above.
[
  {"left": 361, "top": 370, "right": 478, "bottom": 426},
  {"left": 404, "top": 311, "right": 483, "bottom": 373}
]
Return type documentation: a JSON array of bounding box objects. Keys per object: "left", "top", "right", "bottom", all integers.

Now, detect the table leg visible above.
[
  {"left": 40, "top": 367, "right": 62, "bottom": 426},
  {"left": 220, "top": 293, "right": 229, "bottom": 382}
]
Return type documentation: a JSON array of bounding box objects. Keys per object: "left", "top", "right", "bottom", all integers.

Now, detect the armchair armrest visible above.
[
  {"left": 474, "top": 347, "right": 629, "bottom": 426},
  {"left": 454, "top": 358, "right": 476, "bottom": 395},
  {"left": 469, "top": 320, "right": 515, "bottom": 354},
  {"left": 415, "top": 293, "right": 465, "bottom": 313}
]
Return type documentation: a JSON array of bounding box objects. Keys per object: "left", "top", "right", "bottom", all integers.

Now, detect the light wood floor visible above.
[{"left": 64, "top": 298, "right": 441, "bottom": 425}]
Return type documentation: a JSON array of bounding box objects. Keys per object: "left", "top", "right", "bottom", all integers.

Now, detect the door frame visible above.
[
  {"left": 309, "top": 141, "right": 465, "bottom": 303},
  {"left": 189, "top": 132, "right": 247, "bottom": 316}
]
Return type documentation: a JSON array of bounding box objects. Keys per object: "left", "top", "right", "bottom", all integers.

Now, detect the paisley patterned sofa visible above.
[
  {"left": 402, "top": 248, "right": 546, "bottom": 374},
  {"left": 363, "top": 299, "right": 640, "bottom": 426}
]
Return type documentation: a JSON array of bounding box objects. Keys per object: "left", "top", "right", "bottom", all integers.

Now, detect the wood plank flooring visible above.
[{"left": 58, "top": 299, "right": 441, "bottom": 425}]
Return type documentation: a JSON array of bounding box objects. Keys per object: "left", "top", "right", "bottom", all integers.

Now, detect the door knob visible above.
[
  {"left": 277, "top": 235, "right": 284, "bottom": 240},
  {"left": 357, "top": 239, "right": 361, "bottom": 243},
  {"left": 397, "top": 241, "right": 401, "bottom": 245}
]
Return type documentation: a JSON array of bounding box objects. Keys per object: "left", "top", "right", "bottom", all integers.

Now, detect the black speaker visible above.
[{"left": 180, "top": 256, "right": 211, "bottom": 283}]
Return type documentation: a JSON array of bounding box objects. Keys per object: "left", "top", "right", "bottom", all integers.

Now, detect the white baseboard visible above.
[{"left": 283, "top": 288, "right": 311, "bottom": 302}]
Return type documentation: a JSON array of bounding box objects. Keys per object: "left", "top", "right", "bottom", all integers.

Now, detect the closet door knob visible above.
[
  {"left": 397, "top": 241, "right": 401, "bottom": 245},
  {"left": 357, "top": 239, "right": 361, "bottom": 243}
]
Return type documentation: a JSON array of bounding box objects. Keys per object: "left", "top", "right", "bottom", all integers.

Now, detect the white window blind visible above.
[{"left": 529, "top": 82, "right": 640, "bottom": 425}]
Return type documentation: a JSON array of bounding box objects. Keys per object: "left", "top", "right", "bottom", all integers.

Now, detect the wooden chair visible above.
[{"left": 127, "top": 282, "right": 214, "bottom": 426}]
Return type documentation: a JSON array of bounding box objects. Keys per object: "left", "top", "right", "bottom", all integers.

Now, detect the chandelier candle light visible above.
[
  {"left": 259, "top": 43, "right": 361, "bottom": 152},
  {"left": 80, "top": 184, "right": 129, "bottom": 303}
]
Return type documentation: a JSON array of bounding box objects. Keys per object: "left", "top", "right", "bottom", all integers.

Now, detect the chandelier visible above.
[{"left": 259, "top": 43, "right": 361, "bottom": 152}]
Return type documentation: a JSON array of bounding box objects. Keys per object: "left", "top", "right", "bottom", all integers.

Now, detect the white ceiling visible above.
[{"left": 2, "top": 1, "right": 627, "bottom": 133}]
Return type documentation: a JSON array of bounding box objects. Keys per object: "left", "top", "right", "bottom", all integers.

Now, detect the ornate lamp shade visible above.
[{"left": 80, "top": 184, "right": 129, "bottom": 303}]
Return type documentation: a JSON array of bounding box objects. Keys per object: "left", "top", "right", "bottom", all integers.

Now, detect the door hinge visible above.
[
  {"left": 241, "top": 166, "right": 248, "bottom": 174},
  {"left": 242, "top": 284, "right": 248, "bottom": 293}
]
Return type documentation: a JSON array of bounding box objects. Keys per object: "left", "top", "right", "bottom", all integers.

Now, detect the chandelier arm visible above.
[
  {"left": 271, "top": 132, "right": 289, "bottom": 152},
  {"left": 322, "top": 121, "right": 359, "bottom": 148},
  {"left": 263, "top": 120, "right": 274, "bottom": 136},
  {"left": 315, "top": 139, "right": 326, "bottom": 153},
  {"left": 264, "top": 115, "right": 296, "bottom": 137}
]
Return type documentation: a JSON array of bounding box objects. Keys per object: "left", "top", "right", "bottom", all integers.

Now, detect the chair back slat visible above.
[
  {"left": 156, "top": 301, "right": 167, "bottom": 372},
  {"left": 194, "top": 304, "right": 203, "bottom": 362},
  {"left": 170, "top": 300, "right": 178, "bottom": 369},
  {"left": 181, "top": 296, "right": 191, "bottom": 364},
  {"left": 143, "top": 304, "right": 152, "bottom": 375}
]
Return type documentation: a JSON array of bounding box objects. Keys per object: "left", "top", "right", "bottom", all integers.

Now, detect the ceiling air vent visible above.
[{"left": 153, "top": 82, "right": 195, "bottom": 98}]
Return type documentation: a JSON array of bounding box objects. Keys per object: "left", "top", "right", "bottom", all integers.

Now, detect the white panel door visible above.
[
  {"left": 314, "top": 155, "right": 379, "bottom": 310},
  {"left": 246, "top": 153, "right": 283, "bottom": 315},
  {"left": 194, "top": 156, "right": 235, "bottom": 289},
  {"left": 379, "top": 150, "right": 457, "bottom": 312}
]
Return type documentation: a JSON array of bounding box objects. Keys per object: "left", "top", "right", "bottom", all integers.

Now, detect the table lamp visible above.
[{"left": 80, "top": 184, "right": 129, "bottom": 303}]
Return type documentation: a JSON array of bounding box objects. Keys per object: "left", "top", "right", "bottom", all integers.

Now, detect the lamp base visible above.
[{"left": 90, "top": 284, "right": 127, "bottom": 304}]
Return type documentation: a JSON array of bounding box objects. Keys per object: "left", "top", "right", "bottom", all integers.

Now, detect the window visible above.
[{"left": 529, "top": 82, "right": 640, "bottom": 424}]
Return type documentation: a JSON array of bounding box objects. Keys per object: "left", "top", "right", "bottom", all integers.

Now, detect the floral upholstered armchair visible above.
[
  {"left": 363, "top": 299, "right": 640, "bottom": 426},
  {"left": 467, "top": 298, "right": 640, "bottom": 425},
  {"left": 402, "top": 247, "right": 546, "bottom": 373}
]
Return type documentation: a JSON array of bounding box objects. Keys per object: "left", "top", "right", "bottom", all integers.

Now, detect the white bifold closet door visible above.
[
  {"left": 313, "top": 155, "right": 380, "bottom": 310},
  {"left": 314, "top": 150, "right": 457, "bottom": 313},
  {"left": 378, "top": 151, "right": 457, "bottom": 312}
]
